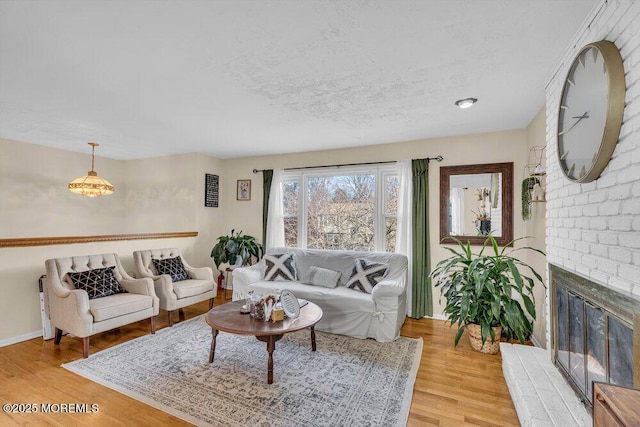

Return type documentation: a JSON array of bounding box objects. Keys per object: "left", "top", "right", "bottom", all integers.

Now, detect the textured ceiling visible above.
[{"left": 0, "top": 0, "right": 597, "bottom": 160}]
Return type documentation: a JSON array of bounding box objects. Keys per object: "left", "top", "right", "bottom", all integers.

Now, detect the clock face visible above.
[{"left": 557, "top": 41, "right": 625, "bottom": 183}]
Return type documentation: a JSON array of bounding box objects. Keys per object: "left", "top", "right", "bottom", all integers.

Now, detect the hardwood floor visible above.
[{"left": 0, "top": 295, "right": 519, "bottom": 426}]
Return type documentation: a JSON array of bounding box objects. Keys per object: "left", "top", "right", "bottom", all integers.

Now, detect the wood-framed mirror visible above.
[{"left": 439, "top": 162, "right": 513, "bottom": 246}]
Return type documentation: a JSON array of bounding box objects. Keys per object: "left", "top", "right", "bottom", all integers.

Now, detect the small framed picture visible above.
[{"left": 237, "top": 179, "right": 251, "bottom": 201}]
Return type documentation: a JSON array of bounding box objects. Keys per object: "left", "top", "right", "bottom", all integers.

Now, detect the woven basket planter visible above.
[{"left": 467, "top": 324, "right": 502, "bottom": 355}]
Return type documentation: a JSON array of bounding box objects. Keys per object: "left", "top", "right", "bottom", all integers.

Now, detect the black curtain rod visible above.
[{"left": 252, "top": 156, "right": 443, "bottom": 174}]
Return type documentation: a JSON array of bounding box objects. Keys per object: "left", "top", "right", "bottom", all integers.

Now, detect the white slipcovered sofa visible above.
[{"left": 232, "top": 247, "right": 408, "bottom": 342}]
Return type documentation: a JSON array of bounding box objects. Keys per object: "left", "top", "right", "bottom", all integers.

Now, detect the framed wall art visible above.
[
  {"left": 237, "top": 179, "right": 251, "bottom": 201},
  {"left": 204, "top": 174, "right": 219, "bottom": 207}
]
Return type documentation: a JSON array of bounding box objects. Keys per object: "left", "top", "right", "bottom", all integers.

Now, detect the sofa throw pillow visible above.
[
  {"left": 67, "top": 266, "right": 125, "bottom": 300},
  {"left": 346, "top": 259, "right": 389, "bottom": 294},
  {"left": 304, "top": 266, "right": 341, "bottom": 289},
  {"left": 152, "top": 256, "right": 190, "bottom": 282},
  {"left": 264, "top": 253, "right": 297, "bottom": 281}
]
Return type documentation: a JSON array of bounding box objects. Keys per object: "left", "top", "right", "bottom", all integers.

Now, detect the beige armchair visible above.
[
  {"left": 133, "top": 248, "right": 216, "bottom": 326},
  {"left": 45, "top": 253, "right": 159, "bottom": 358}
]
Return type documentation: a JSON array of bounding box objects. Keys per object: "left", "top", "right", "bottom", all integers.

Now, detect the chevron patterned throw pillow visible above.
[{"left": 346, "top": 259, "right": 389, "bottom": 294}]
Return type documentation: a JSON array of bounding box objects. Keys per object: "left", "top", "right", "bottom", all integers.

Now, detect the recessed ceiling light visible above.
[{"left": 455, "top": 98, "right": 478, "bottom": 109}]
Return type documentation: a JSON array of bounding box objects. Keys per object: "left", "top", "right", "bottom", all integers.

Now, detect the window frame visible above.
[{"left": 281, "top": 164, "right": 398, "bottom": 252}]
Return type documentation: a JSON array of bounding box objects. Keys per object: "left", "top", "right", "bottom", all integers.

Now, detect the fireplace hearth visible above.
[{"left": 550, "top": 264, "right": 640, "bottom": 411}]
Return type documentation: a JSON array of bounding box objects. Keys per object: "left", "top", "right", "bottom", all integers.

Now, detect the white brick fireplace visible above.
[
  {"left": 544, "top": 0, "right": 640, "bottom": 351},
  {"left": 501, "top": 2, "right": 640, "bottom": 424}
]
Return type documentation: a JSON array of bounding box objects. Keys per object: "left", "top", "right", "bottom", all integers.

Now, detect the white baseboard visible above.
[
  {"left": 0, "top": 330, "right": 43, "bottom": 348},
  {"left": 424, "top": 313, "right": 448, "bottom": 321}
]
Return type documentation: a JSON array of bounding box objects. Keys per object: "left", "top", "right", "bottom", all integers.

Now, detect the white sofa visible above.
[{"left": 233, "top": 247, "right": 408, "bottom": 342}]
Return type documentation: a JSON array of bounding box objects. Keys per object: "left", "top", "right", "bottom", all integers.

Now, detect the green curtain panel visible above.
[
  {"left": 411, "top": 159, "right": 432, "bottom": 318},
  {"left": 262, "top": 170, "right": 274, "bottom": 248}
]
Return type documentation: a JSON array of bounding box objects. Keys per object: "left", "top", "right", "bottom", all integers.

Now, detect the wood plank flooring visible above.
[{"left": 0, "top": 295, "right": 519, "bottom": 426}]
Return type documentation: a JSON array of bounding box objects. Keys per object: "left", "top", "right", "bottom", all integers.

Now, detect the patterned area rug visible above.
[{"left": 63, "top": 315, "right": 422, "bottom": 427}]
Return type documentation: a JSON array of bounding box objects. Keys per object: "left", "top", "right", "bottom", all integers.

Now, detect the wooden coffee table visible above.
[{"left": 205, "top": 300, "right": 323, "bottom": 384}]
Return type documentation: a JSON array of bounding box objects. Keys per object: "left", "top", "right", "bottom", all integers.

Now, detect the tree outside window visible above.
[{"left": 282, "top": 167, "right": 398, "bottom": 252}]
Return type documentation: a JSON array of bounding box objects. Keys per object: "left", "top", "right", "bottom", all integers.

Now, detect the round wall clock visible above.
[{"left": 557, "top": 40, "right": 625, "bottom": 183}]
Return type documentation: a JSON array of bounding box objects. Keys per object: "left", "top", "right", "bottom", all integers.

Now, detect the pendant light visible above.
[{"left": 68, "top": 142, "right": 114, "bottom": 197}]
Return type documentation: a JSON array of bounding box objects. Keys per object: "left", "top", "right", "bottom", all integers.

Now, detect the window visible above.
[{"left": 281, "top": 165, "right": 398, "bottom": 252}]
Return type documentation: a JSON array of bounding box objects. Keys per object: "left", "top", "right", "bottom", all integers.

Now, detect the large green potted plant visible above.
[
  {"left": 430, "top": 235, "right": 544, "bottom": 354},
  {"left": 210, "top": 229, "right": 263, "bottom": 270}
]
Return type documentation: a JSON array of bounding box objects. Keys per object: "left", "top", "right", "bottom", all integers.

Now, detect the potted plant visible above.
[
  {"left": 210, "top": 229, "right": 263, "bottom": 270},
  {"left": 430, "top": 235, "right": 544, "bottom": 354},
  {"left": 472, "top": 208, "right": 491, "bottom": 236}
]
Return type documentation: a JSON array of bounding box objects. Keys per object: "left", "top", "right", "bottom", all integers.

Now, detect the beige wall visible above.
[
  {"left": 0, "top": 138, "right": 226, "bottom": 343},
  {"left": 525, "top": 107, "right": 548, "bottom": 347},
  {"left": 123, "top": 153, "right": 199, "bottom": 233},
  {"left": 1, "top": 139, "right": 127, "bottom": 237},
  {"left": 194, "top": 153, "right": 229, "bottom": 268}
]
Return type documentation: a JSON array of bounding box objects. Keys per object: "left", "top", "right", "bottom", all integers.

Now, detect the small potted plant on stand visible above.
[
  {"left": 430, "top": 235, "right": 544, "bottom": 354},
  {"left": 210, "top": 229, "right": 263, "bottom": 270}
]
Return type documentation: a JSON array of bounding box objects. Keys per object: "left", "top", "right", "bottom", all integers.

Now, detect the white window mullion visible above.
[
  {"left": 300, "top": 173, "right": 308, "bottom": 248},
  {"left": 374, "top": 168, "right": 384, "bottom": 251}
]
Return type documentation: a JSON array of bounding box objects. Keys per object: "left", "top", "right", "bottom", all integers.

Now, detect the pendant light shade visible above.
[{"left": 68, "top": 142, "right": 114, "bottom": 197}]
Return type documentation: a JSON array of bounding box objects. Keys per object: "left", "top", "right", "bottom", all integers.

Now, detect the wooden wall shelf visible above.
[{"left": 0, "top": 232, "right": 198, "bottom": 248}]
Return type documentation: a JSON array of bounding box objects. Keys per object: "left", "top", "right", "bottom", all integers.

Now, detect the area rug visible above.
[{"left": 63, "top": 315, "right": 422, "bottom": 427}]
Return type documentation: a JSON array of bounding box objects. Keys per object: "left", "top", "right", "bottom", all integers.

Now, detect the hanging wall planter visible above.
[{"left": 521, "top": 177, "right": 539, "bottom": 221}]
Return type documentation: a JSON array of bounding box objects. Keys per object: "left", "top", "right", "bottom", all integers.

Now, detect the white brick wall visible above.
[{"left": 545, "top": 0, "right": 640, "bottom": 346}]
